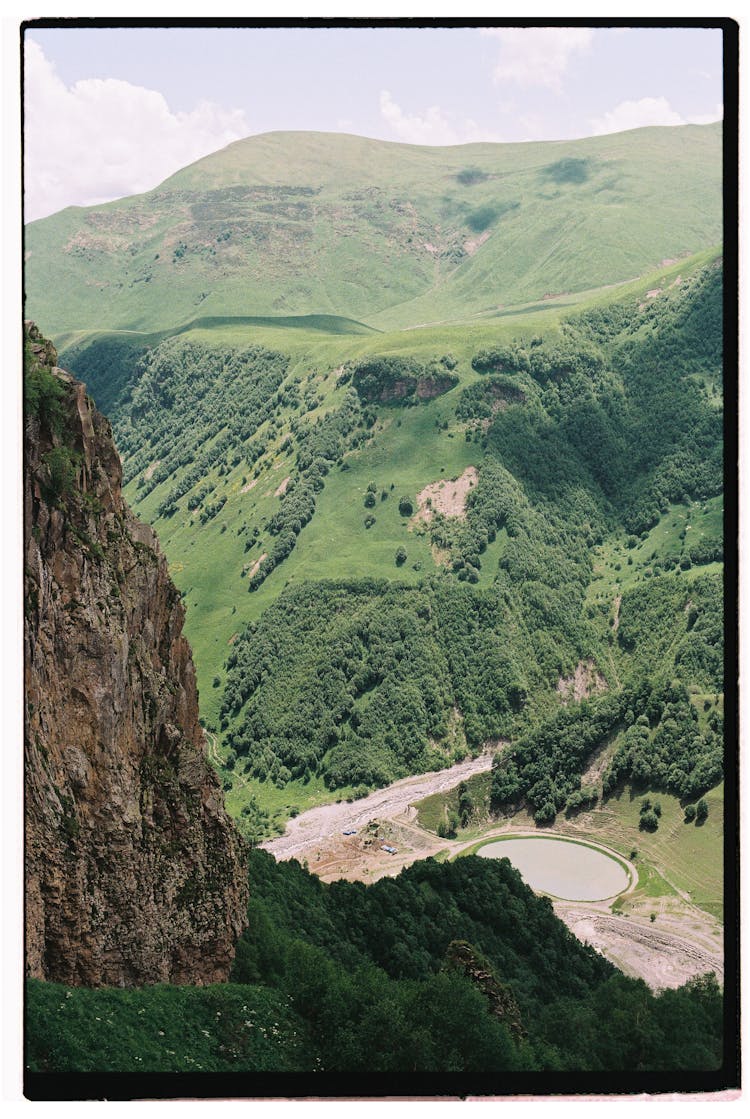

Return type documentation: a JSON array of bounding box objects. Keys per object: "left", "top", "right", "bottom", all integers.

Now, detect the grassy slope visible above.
[
  {"left": 100, "top": 250, "right": 720, "bottom": 729},
  {"left": 29, "top": 131, "right": 724, "bottom": 881},
  {"left": 109, "top": 309, "right": 556, "bottom": 728},
  {"left": 413, "top": 469, "right": 725, "bottom": 922},
  {"left": 26, "top": 125, "right": 722, "bottom": 338}
]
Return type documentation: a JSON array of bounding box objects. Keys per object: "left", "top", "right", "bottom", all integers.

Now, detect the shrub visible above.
[
  {"left": 395, "top": 547, "right": 407, "bottom": 566},
  {"left": 43, "top": 446, "right": 79, "bottom": 500}
]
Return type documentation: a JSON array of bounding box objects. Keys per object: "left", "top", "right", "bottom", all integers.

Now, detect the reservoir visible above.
[{"left": 476, "top": 835, "right": 631, "bottom": 901}]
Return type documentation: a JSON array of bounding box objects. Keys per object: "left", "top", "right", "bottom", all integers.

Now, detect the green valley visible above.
[
  {"left": 24, "top": 123, "right": 728, "bottom": 1079},
  {"left": 40, "top": 236, "right": 723, "bottom": 843}
]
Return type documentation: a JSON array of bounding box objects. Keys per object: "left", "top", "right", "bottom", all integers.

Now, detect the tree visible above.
[
  {"left": 395, "top": 547, "right": 407, "bottom": 566},
  {"left": 684, "top": 803, "right": 697, "bottom": 823},
  {"left": 458, "top": 782, "right": 473, "bottom": 827},
  {"left": 398, "top": 497, "right": 414, "bottom": 517},
  {"left": 696, "top": 798, "right": 709, "bottom": 823}
]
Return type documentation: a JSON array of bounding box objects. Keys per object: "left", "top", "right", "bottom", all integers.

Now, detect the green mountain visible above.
[
  {"left": 25, "top": 127, "right": 724, "bottom": 837},
  {"left": 26, "top": 125, "right": 722, "bottom": 337},
  {"left": 23, "top": 125, "right": 729, "bottom": 1086},
  {"left": 50, "top": 254, "right": 723, "bottom": 838}
]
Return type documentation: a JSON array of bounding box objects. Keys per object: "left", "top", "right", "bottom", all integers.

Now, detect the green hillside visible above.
[
  {"left": 47, "top": 248, "right": 724, "bottom": 838},
  {"left": 27, "top": 849, "right": 724, "bottom": 1075},
  {"left": 24, "top": 126, "right": 725, "bottom": 839},
  {"left": 23, "top": 124, "right": 728, "bottom": 1083},
  {"left": 26, "top": 125, "right": 722, "bottom": 337}
]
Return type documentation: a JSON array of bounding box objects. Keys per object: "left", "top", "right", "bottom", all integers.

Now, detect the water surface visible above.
[{"left": 477, "top": 836, "right": 630, "bottom": 901}]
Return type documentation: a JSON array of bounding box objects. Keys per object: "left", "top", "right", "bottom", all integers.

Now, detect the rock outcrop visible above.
[
  {"left": 444, "top": 940, "right": 527, "bottom": 1043},
  {"left": 24, "top": 322, "right": 248, "bottom": 987}
]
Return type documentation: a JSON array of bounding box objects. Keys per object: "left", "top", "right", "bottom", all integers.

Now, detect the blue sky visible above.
[{"left": 24, "top": 24, "right": 724, "bottom": 219}]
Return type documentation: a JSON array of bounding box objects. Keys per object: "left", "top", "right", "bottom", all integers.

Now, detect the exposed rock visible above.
[
  {"left": 414, "top": 466, "right": 479, "bottom": 525},
  {"left": 444, "top": 940, "right": 527, "bottom": 1042},
  {"left": 556, "top": 658, "right": 608, "bottom": 704},
  {"left": 24, "top": 322, "right": 248, "bottom": 988}
]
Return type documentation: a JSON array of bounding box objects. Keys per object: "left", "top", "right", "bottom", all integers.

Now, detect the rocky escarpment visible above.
[
  {"left": 24, "top": 322, "right": 248, "bottom": 987},
  {"left": 347, "top": 355, "right": 458, "bottom": 405}
]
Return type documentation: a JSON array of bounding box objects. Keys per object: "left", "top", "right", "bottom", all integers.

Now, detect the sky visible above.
[{"left": 22, "top": 22, "right": 725, "bottom": 221}]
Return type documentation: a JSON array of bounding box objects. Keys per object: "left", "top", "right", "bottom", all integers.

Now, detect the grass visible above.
[
  {"left": 29, "top": 137, "right": 723, "bottom": 833},
  {"left": 416, "top": 771, "right": 493, "bottom": 837},
  {"left": 413, "top": 771, "right": 724, "bottom": 921},
  {"left": 545, "top": 782, "right": 725, "bottom": 920},
  {"left": 116, "top": 312, "right": 540, "bottom": 726},
  {"left": 586, "top": 495, "right": 724, "bottom": 611},
  {"left": 107, "top": 260, "right": 723, "bottom": 817},
  {"left": 224, "top": 768, "right": 359, "bottom": 840},
  {"left": 27, "top": 125, "right": 722, "bottom": 339},
  {"left": 26, "top": 980, "right": 312, "bottom": 1073},
  {"left": 117, "top": 264, "right": 724, "bottom": 732}
]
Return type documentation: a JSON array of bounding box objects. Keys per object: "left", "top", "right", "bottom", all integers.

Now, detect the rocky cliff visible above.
[{"left": 24, "top": 322, "right": 248, "bottom": 987}]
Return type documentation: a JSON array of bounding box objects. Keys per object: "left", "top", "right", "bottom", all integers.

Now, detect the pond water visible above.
[{"left": 476, "top": 836, "right": 631, "bottom": 901}]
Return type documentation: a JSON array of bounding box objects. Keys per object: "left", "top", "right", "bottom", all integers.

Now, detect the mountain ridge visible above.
[{"left": 25, "top": 123, "right": 722, "bottom": 337}]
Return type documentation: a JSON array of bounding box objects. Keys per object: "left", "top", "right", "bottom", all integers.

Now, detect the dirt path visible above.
[
  {"left": 261, "top": 751, "right": 497, "bottom": 863},
  {"left": 552, "top": 903, "right": 723, "bottom": 990},
  {"left": 204, "top": 729, "right": 221, "bottom": 768}
]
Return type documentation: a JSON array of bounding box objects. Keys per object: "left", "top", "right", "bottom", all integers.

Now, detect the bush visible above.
[
  {"left": 25, "top": 363, "right": 67, "bottom": 435},
  {"left": 395, "top": 547, "right": 407, "bottom": 566},
  {"left": 398, "top": 497, "right": 414, "bottom": 517},
  {"left": 43, "top": 446, "right": 79, "bottom": 500}
]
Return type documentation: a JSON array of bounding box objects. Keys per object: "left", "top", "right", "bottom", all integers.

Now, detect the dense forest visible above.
[
  {"left": 215, "top": 264, "right": 723, "bottom": 820},
  {"left": 26, "top": 850, "right": 724, "bottom": 1074}
]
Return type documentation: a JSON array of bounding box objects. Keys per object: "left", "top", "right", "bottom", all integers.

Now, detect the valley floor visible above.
[{"left": 263, "top": 757, "right": 724, "bottom": 993}]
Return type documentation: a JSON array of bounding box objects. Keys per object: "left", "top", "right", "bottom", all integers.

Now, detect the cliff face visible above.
[{"left": 24, "top": 323, "right": 248, "bottom": 987}]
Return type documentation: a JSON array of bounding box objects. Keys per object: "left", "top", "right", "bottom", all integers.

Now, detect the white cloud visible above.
[
  {"left": 379, "top": 90, "right": 503, "bottom": 146},
  {"left": 23, "top": 39, "right": 251, "bottom": 221},
  {"left": 688, "top": 103, "right": 724, "bottom": 126},
  {"left": 590, "top": 96, "right": 723, "bottom": 136},
  {"left": 480, "top": 27, "right": 594, "bottom": 90}
]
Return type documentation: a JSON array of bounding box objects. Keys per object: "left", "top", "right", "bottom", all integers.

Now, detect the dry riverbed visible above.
[{"left": 262, "top": 751, "right": 496, "bottom": 873}]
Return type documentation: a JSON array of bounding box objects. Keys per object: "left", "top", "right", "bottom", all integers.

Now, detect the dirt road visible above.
[{"left": 553, "top": 903, "right": 724, "bottom": 990}]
